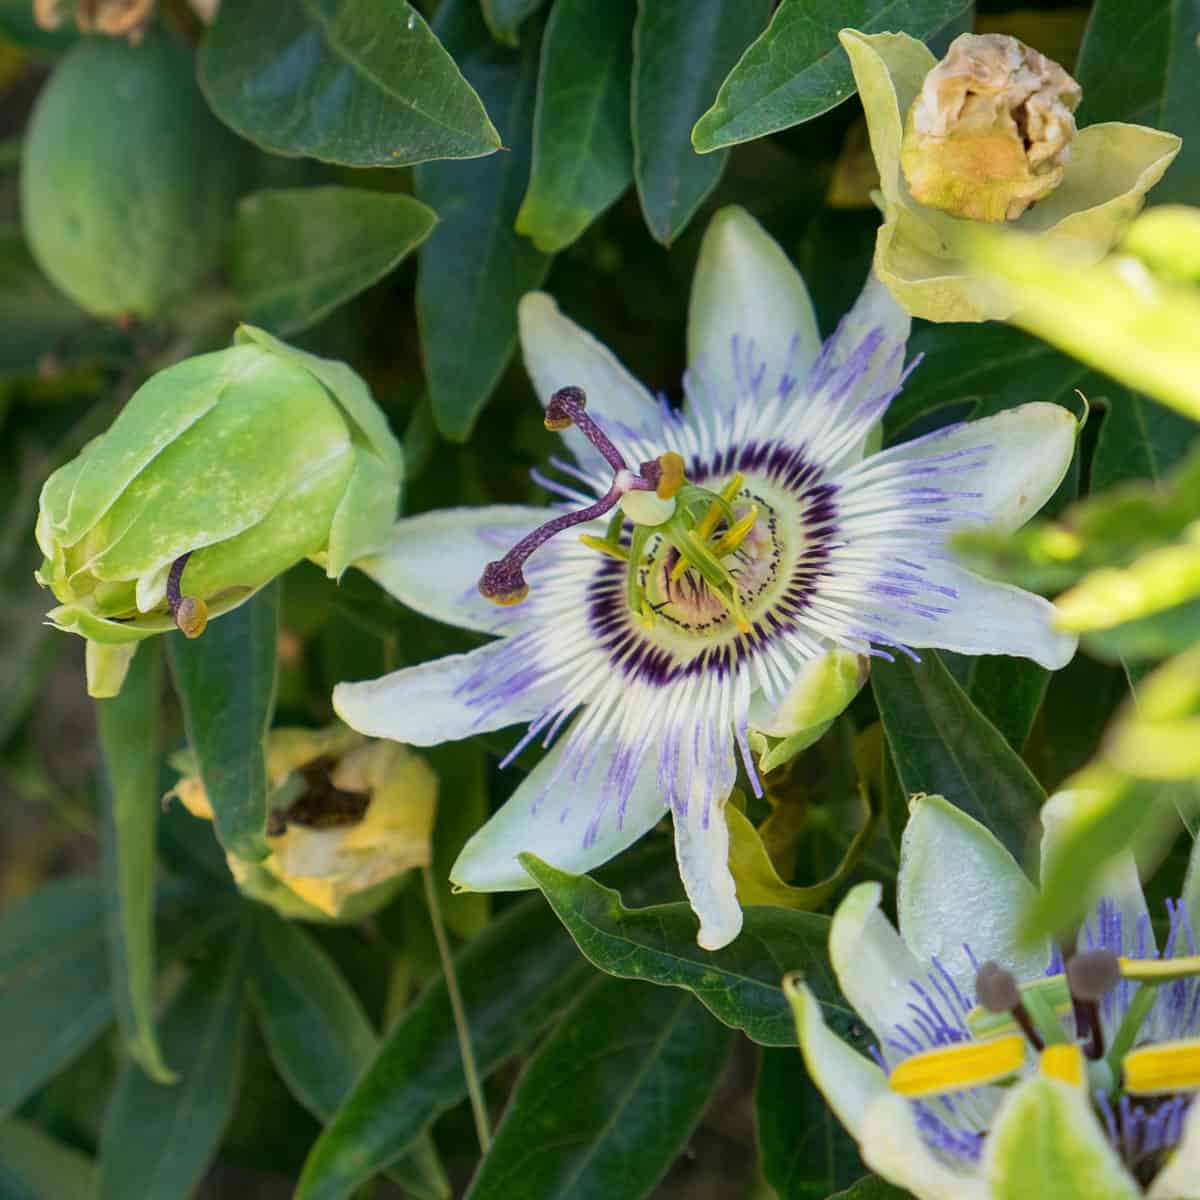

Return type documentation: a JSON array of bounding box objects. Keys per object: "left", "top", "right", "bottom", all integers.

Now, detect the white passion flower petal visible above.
[
  {"left": 355, "top": 505, "right": 557, "bottom": 636},
  {"left": 672, "top": 754, "right": 741, "bottom": 950},
  {"left": 816, "top": 272, "right": 911, "bottom": 461},
  {"left": 863, "top": 559, "right": 1077, "bottom": 669},
  {"left": 899, "top": 794, "right": 1048, "bottom": 1001},
  {"left": 874, "top": 401, "right": 1078, "bottom": 534},
  {"left": 450, "top": 721, "right": 668, "bottom": 892},
  {"left": 333, "top": 640, "right": 556, "bottom": 747},
  {"left": 786, "top": 977, "right": 888, "bottom": 1140},
  {"left": 518, "top": 292, "right": 658, "bottom": 474},
  {"left": 860, "top": 1092, "right": 989, "bottom": 1200},
  {"left": 830, "top": 881, "right": 924, "bottom": 1045},
  {"left": 686, "top": 205, "right": 821, "bottom": 425}
]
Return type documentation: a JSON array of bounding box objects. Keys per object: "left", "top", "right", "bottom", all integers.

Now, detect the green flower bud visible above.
[
  {"left": 900, "top": 34, "right": 1081, "bottom": 223},
  {"left": 839, "top": 27, "right": 1180, "bottom": 322},
  {"left": 36, "top": 325, "right": 402, "bottom": 696}
]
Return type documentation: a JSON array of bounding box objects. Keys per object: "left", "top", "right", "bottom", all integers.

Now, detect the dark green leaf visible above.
[
  {"left": 953, "top": 655, "right": 1049, "bottom": 752},
  {"left": 692, "top": 0, "right": 971, "bottom": 153},
  {"left": 632, "top": 0, "right": 771, "bottom": 245},
  {"left": 0, "top": 1118, "right": 95, "bottom": 1200},
  {"left": 197, "top": 0, "right": 500, "bottom": 167},
  {"left": 250, "top": 912, "right": 448, "bottom": 1200},
  {"left": 829, "top": 1178, "right": 914, "bottom": 1200},
  {"left": 884, "top": 323, "right": 1085, "bottom": 443},
  {"left": 516, "top": 0, "right": 635, "bottom": 253},
  {"left": 873, "top": 651, "right": 1046, "bottom": 861},
  {"left": 427, "top": 743, "right": 490, "bottom": 940},
  {"left": 757, "top": 1047, "right": 864, "bottom": 1199},
  {"left": 415, "top": 0, "right": 550, "bottom": 440},
  {"left": 521, "top": 854, "right": 855, "bottom": 1048},
  {"left": 467, "top": 977, "right": 732, "bottom": 1200},
  {"left": 168, "top": 583, "right": 279, "bottom": 862},
  {"left": 1091, "top": 381, "right": 1199, "bottom": 492},
  {"left": 1076, "top": 0, "right": 1200, "bottom": 205},
  {"left": 97, "top": 930, "right": 250, "bottom": 1200},
  {"left": 295, "top": 894, "right": 592, "bottom": 1200},
  {"left": 250, "top": 913, "right": 377, "bottom": 1119},
  {"left": 0, "top": 879, "right": 112, "bottom": 1118},
  {"left": 96, "top": 642, "right": 171, "bottom": 1083},
  {"left": 482, "top": 0, "right": 549, "bottom": 46},
  {"left": 231, "top": 187, "right": 438, "bottom": 336},
  {"left": 0, "top": 434, "right": 64, "bottom": 746},
  {"left": 1026, "top": 655, "right": 1129, "bottom": 793}
]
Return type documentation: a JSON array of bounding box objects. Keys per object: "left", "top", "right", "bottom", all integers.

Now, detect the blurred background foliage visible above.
[{"left": 0, "top": 1, "right": 1196, "bottom": 1198}]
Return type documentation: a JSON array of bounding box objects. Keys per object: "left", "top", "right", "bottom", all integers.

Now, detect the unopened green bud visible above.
[
  {"left": 901, "top": 33, "right": 1081, "bottom": 222},
  {"left": 36, "top": 325, "right": 402, "bottom": 696}
]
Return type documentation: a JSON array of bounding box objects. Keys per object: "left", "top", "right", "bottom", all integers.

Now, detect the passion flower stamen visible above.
[
  {"left": 480, "top": 387, "right": 670, "bottom": 607},
  {"left": 166, "top": 552, "right": 208, "bottom": 639}
]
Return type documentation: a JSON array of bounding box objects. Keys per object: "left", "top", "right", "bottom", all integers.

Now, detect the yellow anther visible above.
[
  {"left": 655, "top": 452, "right": 685, "bottom": 500},
  {"left": 1039, "top": 1043, "right": 1084, "bottom": 1088},
  {"left": 1119, "top": 955, "right": 1200, "bottom": 982},
  {"left": 485, "top": 583, "right": 529, "bottom": 607},
  {"left": 696, "top": 472, "right": 746, "bottom": 540},
  {"left": 1123, "top": 1039, "right": 1200, "bottom": 1095},
  {"left": 711, "top": 505, "right": 759, "bottom": 558},
  {"left": 888, "top": 1035, "right": 1026, "bottom": 1099},
  {"left": 579, "top": 534, "right": 629, "bottom": 562}
]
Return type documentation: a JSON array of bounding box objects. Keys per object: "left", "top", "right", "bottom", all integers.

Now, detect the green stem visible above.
[{"left": 421, "top": 866, "right": 491, "bottom": 1154}]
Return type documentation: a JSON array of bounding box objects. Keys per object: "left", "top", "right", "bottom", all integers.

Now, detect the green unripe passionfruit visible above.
[{"left": 20, "top": 29, "right": 240, "bottom": 320}]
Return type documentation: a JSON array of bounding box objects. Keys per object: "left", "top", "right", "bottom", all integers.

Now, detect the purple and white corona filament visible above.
[{"left": 334, "top": 207, "right": 1077, "bottom": 949}]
